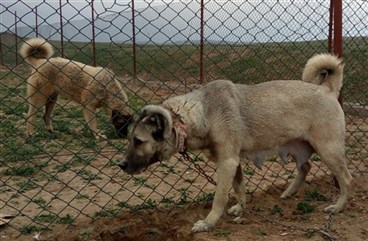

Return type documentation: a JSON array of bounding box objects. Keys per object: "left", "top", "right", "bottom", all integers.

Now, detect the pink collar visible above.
[{"left": 174, "top": 119, "right": 187, "bottom": 153}]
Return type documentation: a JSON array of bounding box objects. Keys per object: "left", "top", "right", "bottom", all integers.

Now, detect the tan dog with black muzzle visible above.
[
  {"left": 19, "top": 38, "right": 133, "bottom": 139},
  {"left": 119, "top": 54, "right": 352, "bottom": 232}
]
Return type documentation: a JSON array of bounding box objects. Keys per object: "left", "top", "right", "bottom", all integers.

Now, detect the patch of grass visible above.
[
  {"left": 284, "top": 169, "right": 295, "bottom": 179},
  {"left": 270, "top": 204, "right": 283, "bottom": 215},
  {"left": 178, "top": 188, "right": 191, "bottom": 205},
  {"left": 256, "top": 229, "right": 267, "bottom": 237},
  {"left": 34, "top": 213, "right": 58, "bottom": 223},
  {"left": 17, "top": 180, "right": 38, "bottom": 193},
  {"left": 160, "top": 197, "right": 175, "bottom": 205},
  {"left": 80, "top": 230, "right": 91, "bottom": 240},
  {"left": 57, "top": 214, "right": 75, "bottom": 224},
  {"left": 2, "top": 165, "right": 36, "bottom": 177},
  {"left": 214, "top": 230, "right": 231, "bottom": 237},
  {"left": 117, "top": 201, "right": 130, "bottom": 208},
  {"left": 2, "top": 100, "right": 27, "bottom": 117},
  {"left": 159, "top": 163, "right": 178, "bottom": 174},
  {"left": 310, "top": 154, "right": 321, "bottom": 162},
  {"left": 305, "top": 189, "right": 329, "bottom": 202},
  {"left": 71, "top": 155, "right": 94, "bottom": 165},
  {"left": 0, "top": 187, "right": 13, "bottom": 194},
  {"left": 300, "top": 214, "right": 310, "bottom": 221},
  {"left": 133, "top": 176, "right": 147, "bottom": 186},
  {"left": 20, "top": 225, "right": 47, "bottom": 235},
  {"left": 52, "top": 119, "right": 74, "bottom": 134},
  {"left": 196, "top": 192, "right": 215, "bottom": 202},
  {"left": 76, "top": 169, "right": 101, "bottom": 181},
  {"left": 132, "top": 199, "right": 157, "bottom": 211},
  {"left": 0, "top": 140, "right": 46, "bottom": 162},
  {"left": 31, "top": 197, "right": 48, "bottom": 208},
  {"left": 243, "top": 166, "right": 255, "bottom": 176},
  {"left": 296, "top": 202, "right": 315, "bottom": 214},
  {"left": 106, "top": 140, "right": 128, "bottom": 152},
  {"left": 94, "top": 207, "right": 120, "bottom": 218},
  {"left": 105, "top": 159, "right": 120, "bottom": 167},
  {"left": 1, "top": 119, "right": 22, "bottom": 136},
  {"left": 76, "top": 194, "right": 90, "bottom": 200},
  {"left": 117, "top": 199, "right": 157, "bottom": 211},
  {"left": 128, "top": 94, "right": 147, "bottom": 112},
  {"left": 304, "top": 229, "right": 316, "bottom": 238},
  {"left": 55, "top": 163, "right": 71, "bottom": 173},
  {"left": 183, "top": 178, "right": 195, "bottom": 184},
  {"left": 83, "top": 138, "right": 100, "bottom": 149}
]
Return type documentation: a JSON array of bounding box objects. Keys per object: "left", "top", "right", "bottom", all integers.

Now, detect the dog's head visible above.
[
  {"left": 118, "top": 105, "right": 177, "bottom": 174},
  {"left": 111, "top": 110, "right": 133, "bottom": 138}
]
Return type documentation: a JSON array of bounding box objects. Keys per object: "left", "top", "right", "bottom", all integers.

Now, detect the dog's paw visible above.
[
  {"left": 324, "top": 204, "right": 343, "bottom": 214},
  {"left": 227, "top": 204, "right": 243, "bottom": 217},
  {"left": 191, "top": 220, "right": 213, "bottom": 233},
  {"left": 95, "top": 134, "right": 107, "bottom": 140},
  {"left": 25, "top": 131, "right": 34, "bottom": 138},
  {"left": 25, "top": 132, "right": 35, "bottom": 142},
  {"left": 280, "top": 190, "right": 292, "bottom": 199}
]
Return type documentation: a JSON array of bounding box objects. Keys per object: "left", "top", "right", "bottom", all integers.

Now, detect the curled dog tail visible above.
[
  {"left": 302, "top": 53, "right": 344, "bottom": 97},
  {"left": 19, "top": 38, "right": 54, "bottom": 65}
]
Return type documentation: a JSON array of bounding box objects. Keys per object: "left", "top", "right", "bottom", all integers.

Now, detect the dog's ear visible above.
[{"left": 140, "top": 105, "right": 173, "bottom": 141}]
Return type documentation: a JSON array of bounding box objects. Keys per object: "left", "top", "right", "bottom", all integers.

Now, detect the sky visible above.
[
  {"left": 0, "top": 0, "right": 173, "bottom": 32},
  {"left": 1, "top": 1, "right": 368, "bottom": 43}
]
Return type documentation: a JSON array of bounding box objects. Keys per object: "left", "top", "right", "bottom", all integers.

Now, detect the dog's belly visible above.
[{"left": 244, "top": 139, "right": 314, "bottom": 169}]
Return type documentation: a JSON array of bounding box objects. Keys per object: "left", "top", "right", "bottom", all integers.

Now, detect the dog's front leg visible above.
[
  {"left": 83, "top": 106, "right": 106, "bottom": 139},
  {"left": 192, "top": 157, "right": 239, "bottom": 232},
  {"left": 227, "top": 164, "right": 247, "bottom": 218}
]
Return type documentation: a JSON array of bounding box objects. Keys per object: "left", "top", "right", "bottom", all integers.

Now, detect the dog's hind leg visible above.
[
  {"left": 309, "top": 125, "right": 353, "bottom": 213},
  {"left": 192, "top": 156, "right": 239, "bottom": 232},
  {"left": 281, "top": 161, "right": 311, "bottom": 199},
  {"left": 26, "top": 93, "right": 47, "bottom": 137},
  {"left": 26, "top": 104, "right": 38, "bottom": 137},
  {"left": 316, "top": 144, "right": 352, "bottom": 213},
  {"left": 227, "top": 164, "right": 247, "bottom": 218},
  {"left": 43, "top": 93, "right": 58, "bottom": 132},
  {"left": 279, "top": 140, "right": 314, "bottom": 199}
]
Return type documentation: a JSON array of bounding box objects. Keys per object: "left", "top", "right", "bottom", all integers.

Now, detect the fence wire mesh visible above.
[{"left": 0, "top": 0, "right": 367, "bottom": 238}]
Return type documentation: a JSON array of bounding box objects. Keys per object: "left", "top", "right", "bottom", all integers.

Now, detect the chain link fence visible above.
[{"left": 0, "top": 0, "right": 367, "bottom": 239}]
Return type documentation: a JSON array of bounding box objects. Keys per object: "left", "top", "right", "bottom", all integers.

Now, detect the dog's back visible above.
[{"left": 19, "top": 38, "right": 54, "bottom": 66}]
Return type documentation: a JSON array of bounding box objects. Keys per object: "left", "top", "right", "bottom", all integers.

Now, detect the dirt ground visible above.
[{"left": 3, "top": 175, "right": 367, "bottom": 241}]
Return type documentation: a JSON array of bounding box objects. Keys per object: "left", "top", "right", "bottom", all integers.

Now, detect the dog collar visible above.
[
  {"left": 161, "top": 104, "right": 187, "bottom": 153},
  {"left": 174, "top": 119, "right": 187, "bottom": 153}
]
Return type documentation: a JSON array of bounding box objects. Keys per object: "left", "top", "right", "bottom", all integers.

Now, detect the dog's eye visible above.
[{"left": 133, "top": 137, "right": 144, "bottom": 146}]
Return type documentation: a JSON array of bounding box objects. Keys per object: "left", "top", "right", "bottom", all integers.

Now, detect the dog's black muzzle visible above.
[
  {"left": 112, "top": 113, "right": 133, "bottom": 138},
  {"left": 118, "top": 159, "right": 146, "bottom": 175},
  {"left": 118, "top": 153, "right": 160, "bottom": 175}
]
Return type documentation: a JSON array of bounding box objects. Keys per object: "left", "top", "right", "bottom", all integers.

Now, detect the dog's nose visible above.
[{"left": 118, "top": 161, "right": 127, "bottom": 170}]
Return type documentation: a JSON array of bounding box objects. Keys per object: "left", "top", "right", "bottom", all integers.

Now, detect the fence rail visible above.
[{"left": 0, "top": 0, "right": 367, "bottom": 239}]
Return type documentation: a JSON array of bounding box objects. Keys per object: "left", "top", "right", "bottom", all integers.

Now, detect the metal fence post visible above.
[
  {"left": 59, "top": 0, "right": 64, "bottom": 57},
  {"left": 132, "top": 0, "right": 137, "bottom": 83},
  {"left": 200, "top": 0, "right": 204, "bottom": 84},
  {"left": 333, "top": 0, "right": 343, "bottom": 58},
  {"left": 91, "top": 0, "right": 96, "bottom": 67},
  {"left": 35, "top": 6, "right": 38, "bottom": 37},
  {"left": 333, "top": 0, "right": 343, "bottom": 105},
  {"left": 15, "top": 11, "right": 18, "bottom": 66},
  {"left": 0, "top": 36, "right": 3, "bottom": 66},
  {"left": 328, "top": 0, "right": 333, "bottom": 53}
]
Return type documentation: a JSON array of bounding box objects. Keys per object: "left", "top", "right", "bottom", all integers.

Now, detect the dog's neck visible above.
[
  {"left": 161, "top": 104, "right": 187, "bottom": 153},
  {"left": 162, "top": 95, "right": 208, "bottom": 152}
]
